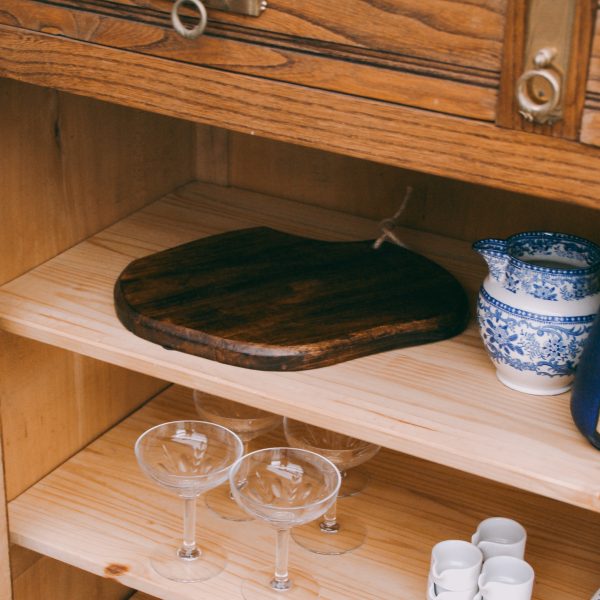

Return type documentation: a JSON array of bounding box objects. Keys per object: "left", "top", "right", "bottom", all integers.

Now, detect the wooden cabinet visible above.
[
  {"left": 3, "top": 0, "right": 600, "bottom": 205},
  {"left": 1, "top": 2, "right": 600, "bottom": 599}
]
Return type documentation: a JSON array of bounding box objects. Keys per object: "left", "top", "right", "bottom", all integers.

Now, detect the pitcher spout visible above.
[{"left": 473, "top": 238, "right": 509, "bottom": 283}]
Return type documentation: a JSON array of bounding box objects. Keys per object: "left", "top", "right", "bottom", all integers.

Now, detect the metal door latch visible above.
[
  {"left": 205, "top": 0, "right": 267, "bottom": 17},
  {"left": 517, "top": 47, "right": 562, "bottom": 124},
  {"left": 515, "top": 0, "right": 575, "bottom": 125},
  {"left": 171, "top": 0, "right": 267, "bottom": 39}
]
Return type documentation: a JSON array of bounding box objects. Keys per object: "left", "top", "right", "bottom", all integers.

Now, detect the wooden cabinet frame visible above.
[{"left": 1, "top": 2, "right": 600, "bottom": 598}]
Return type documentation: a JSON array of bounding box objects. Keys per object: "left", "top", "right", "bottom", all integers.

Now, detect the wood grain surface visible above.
[
  {"left": 12, "top": 556, "right": 130, "bottom": 600},
  {"left": 221, "top": 129, "right": 600, "bottom": 242},
  {"left": 195, "top": 126, "right": 230, "bottom": 186},
  {"left": 0, "top": 0, "right": 498, "bottom": 121},
  {"left": 8, "top": 386, "right": 600, "bottom": 600},
  {"left": 114, "top": 227, "right": 469, "bottom": 370},
  {"left": 584, "top": 0, "right": 600, "bottom": 99},
  {"left": 9, "top": 546, "right": 40, "bottom": 582},
  {"left": 0, "top": 78, "right": 190, "bottom": 596},
  {"left": 0, "top": 332, "right": 168, "bottom": 501},
  {"left": 0, "top": 415, "right": 12, "bottom": 600},
  {"left": 0, "top": 77, "right": 194, "bottom": 285},
  {"left": 95, "top": 0, "right": 506, "bottom": 71},
  {"left": 0, "top": 78, "right": 181, "bottom": 501},
  {"left": 4, "top": 26, "right": 600, "bottom": 207},
  {"left": 579, "top": 0, "right": 600, "bottom": 145},
  {"left": 224, "top": 129, "right": 424, "bottom": 220},
  {"left": 0, "top": 181, "right": 598, "bottom": 512}
]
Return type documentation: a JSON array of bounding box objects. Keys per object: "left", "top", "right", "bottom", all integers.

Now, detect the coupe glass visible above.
[
  {"left": 283, "top": 418, "right": 380, "bottom": 555},
  {"left": 230, "top": 447, "right": 341, "bottom": 600},
  {"left": 135, "top": 420, "right": 243, "bottom": 582},
  {"left": 193, "top": 390, "right": 282, "bottom": 521}
]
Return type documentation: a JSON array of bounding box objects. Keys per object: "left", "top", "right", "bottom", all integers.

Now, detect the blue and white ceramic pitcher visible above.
[{"left": 473, "top": 232, "right": 600, "bottom": 395}]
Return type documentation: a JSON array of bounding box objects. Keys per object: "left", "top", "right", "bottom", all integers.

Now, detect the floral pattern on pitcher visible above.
[
  {"left": 477, "top": 289, "right": 595, "bottom": 379},
  {"left": 484, "top": 252, "right": 509, "bottom": 283},
  {"left": 504, "top": 265, "right": 599, "bottom": 301},
  {"left": 512, "top": 234, "right": 600, "bottom": 266},
  {"left": 475, "top": 232, "right": 600, "bottom": 302}
]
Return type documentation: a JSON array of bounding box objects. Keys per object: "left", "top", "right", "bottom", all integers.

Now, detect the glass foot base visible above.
[
  {"left": 339, "top": 469, "right": 369, "bottom": 498},
  {"left": 292, "top": 513, "right": 366, "bottom": 555},
  {"left": 150, "top": 538, "right": 226, "bottom": 582},
  {"left": 205, "top": 484, "right": 254, "bottom": 522},
  {"left": 241, "top": 569, "right": 320, "bottom": 599}
]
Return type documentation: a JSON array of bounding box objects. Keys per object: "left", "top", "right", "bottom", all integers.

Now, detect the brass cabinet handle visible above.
[
  {"left": 171, "top": 0, "right": 208, "bottom": 39},
  {"left": 516, "top": 47, "right": 562, "bottom": 124},
  {"left": 517, "top": 68, "right": 561, "bottom": 123}
]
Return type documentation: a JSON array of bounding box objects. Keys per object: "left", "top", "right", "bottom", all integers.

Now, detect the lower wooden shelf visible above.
[{"left": 8, "top": 386, "right": 600, "bottom": 599}]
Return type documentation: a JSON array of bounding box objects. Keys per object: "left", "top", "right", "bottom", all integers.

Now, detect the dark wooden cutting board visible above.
[{"left": 114, "top": 227, "right": 469, "bottom": 370}]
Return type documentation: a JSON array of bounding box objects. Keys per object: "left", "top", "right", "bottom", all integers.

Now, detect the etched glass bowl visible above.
[
  {"left": 135, "top": 420, "right": 243, "bottom": 582},
  {"left": 283, "top": 418, "right": 380, "bottom": 555},
  {"left": 230, "top": 447, "right": 340, "bottom": 599},
  {"left": 194, "top": 390, "right": 282, "bottom": 520}
]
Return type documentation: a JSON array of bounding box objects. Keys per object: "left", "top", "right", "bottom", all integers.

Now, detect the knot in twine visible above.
[{"left": 372, "top": 187, "right": 413, "bottom": 250}]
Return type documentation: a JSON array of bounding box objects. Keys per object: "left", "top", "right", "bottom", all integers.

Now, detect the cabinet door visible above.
[
  {"left": 5, "top": 0, "right": 600, "bottom": 207},
  {"left": 497, "top": 0, "right": 596, "bottom": 141},
  {"left": 1, "top": 0, "right": 504, "bottom": 120},
  {"left": 581, "top": 6, "right": 600, "bottom": 147}
]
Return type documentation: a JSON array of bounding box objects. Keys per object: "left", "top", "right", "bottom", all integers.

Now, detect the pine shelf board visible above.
[
  {"left": 8, "top": 386, "right": 600, "bottom": 600},
  {"left": 0, "top": 181, "right": 598, "bottom": 512}
]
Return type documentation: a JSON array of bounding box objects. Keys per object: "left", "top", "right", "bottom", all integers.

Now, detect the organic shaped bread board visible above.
[{"left": 114, "top": 227, "right": 469, "bottom": 371}]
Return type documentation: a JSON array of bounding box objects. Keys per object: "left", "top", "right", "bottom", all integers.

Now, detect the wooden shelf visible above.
[
  {"left": 8, "top": 386, "right": 600, "bottom": 600},
  {"left": 0, "top": 181, "right": 598, "bottom": 512}
]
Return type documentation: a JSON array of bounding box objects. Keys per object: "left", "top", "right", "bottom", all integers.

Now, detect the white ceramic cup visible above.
[
  {"left": 477, "top": 555, "right": 534, "bottom": 600},
  {"left": 590, "top": 589, "right": 600, "bottom": 600},
  {"left": 430, "top": 540, "right": 483, "bottom": 591},
  {"left": 471, "top": 517, "right": 527, "bottom": 560},
  {"left": 427, "top": 573, "right": 478, "bottom": 600}
]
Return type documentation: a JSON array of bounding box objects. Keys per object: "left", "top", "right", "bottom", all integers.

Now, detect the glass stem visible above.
[
  {"left": 271, "top": 528, "right": 292, "bottom": 592},
  {"left": 228, "top": 441, "right": 250, "bottom": 501},
  {"left": 178, "top": 497, "right": 200, "bottom": 560},
  {"left": 319, "top": 500, "right": 340, "bottom": 533}
]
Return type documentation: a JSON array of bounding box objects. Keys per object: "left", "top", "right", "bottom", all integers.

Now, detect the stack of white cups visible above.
[
  {"left": 427, "top": 540, "right": 481, "bottom": 599},
  {"left": 427, "top": 517, "right": 535, "bottom": 600}
]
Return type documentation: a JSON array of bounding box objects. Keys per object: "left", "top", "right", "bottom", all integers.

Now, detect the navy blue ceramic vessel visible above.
[{"left": 571, "top": 308, "right": 600, "bottom": 450}]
